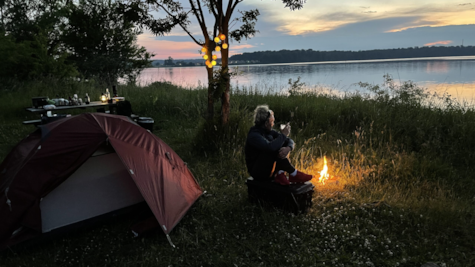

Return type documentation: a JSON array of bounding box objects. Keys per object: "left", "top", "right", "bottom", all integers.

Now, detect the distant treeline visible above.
[{"left": 229, "top": 46, "right": 475, "bottom": 64}]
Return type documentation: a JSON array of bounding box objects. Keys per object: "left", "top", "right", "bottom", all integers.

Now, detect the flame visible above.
[{"left": 318, "top": 156, "right": 330, "bottom": 185}]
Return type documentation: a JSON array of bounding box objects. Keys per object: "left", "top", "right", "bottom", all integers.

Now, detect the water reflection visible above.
[
  {"left": 425, "top": 61, "right": 449, "bottom": 73},
  {"left": 425, "top": 82, "right": 475, "bottom": 106},
  {"left": 137, "top": 57, "right": 475, "bottom": 104}
]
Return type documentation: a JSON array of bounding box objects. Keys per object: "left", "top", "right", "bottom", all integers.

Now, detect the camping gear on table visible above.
[
  {"left": 0, "top": 113, "right": 202, "bottom": 250},
  {"left": 246, "top": 177, "right": 314, "bottom": 214},
  {"left": 31, "top": 97, "right": 48, "bottom": 108}
]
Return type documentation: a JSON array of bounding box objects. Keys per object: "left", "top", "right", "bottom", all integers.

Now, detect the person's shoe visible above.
[
  {"left": 289, "top": 170, "right": 312, "bottom": 183},
  {"left": 274, "top": 172, "right": 289, "bottom": 185}
]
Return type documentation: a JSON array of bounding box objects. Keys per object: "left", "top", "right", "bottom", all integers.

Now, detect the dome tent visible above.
[{"left": 0, "top": 113, "right": 202, "bottom": 250}]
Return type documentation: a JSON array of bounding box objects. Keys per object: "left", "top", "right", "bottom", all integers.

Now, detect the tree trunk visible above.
[
  {"left": 220, "top": 37, "right": 230, "bottom": 125},
  {"left": 206, "top": 47, "right": 214, "bottom": 120}
]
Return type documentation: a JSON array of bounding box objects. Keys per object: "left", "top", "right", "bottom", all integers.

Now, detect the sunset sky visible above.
[{"left": 136, "top": 0, "right": 475, "bottom": 60}]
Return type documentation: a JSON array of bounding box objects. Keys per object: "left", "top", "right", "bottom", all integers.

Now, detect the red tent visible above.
[{"left": 0, "top": 113, "right": 202, "bottom": 250}]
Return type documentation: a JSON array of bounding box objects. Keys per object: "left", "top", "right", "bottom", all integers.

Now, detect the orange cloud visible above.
[{"left": 424, "top": 40, "right": 453, "bottom": 46}]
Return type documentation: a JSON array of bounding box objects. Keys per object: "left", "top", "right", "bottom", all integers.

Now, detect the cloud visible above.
[
  {"left": 232, "top": 44, "right": 255, "bottom": 50},
  {"left": 272, "top": 10, "right": 376, "bottom": 35},
  {"left": 424, "top": 40, "right": 453, "bottom": 46},
  {"left": 257, "top": 1, "right": 475, "bottom": 36},
  {"left": 150, "top": 34, "right": 205, "bottom": 43},
  {"left": 318, "top": 11, "right": 369, "bottom": 22},
  {"left": 385, "top": 18, "right": 439, "bottom": 32},
  {"left": 137, "top": 0, "right": 475, "bottom": 59},
  {"left": 227, "top": 44, "right": 256, "bottom": 56},
  {"left": 137, "top": 35, "right": 202, "bottom": 59},
  {"left": 327, "top": 16, "right": 425, "bottom": 35},
  {"left": 232, "top": 23, "right": 475, "bottom": 54}
]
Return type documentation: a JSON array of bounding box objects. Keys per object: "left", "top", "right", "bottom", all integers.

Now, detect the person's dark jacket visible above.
[{"left": 245, "top": 125, "right": 294, "bottom": 174}]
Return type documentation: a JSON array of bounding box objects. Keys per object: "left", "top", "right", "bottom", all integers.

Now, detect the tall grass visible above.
[{"left": 0, "top": 76, "right": 474, "bottom": 266}]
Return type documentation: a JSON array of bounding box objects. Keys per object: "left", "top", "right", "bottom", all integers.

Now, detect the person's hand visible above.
[
  {"left": 278, "top": 146, "right": 291, "bottom": 159},
  {"left": 280, "top": 123, "right": 290, "bottom": 136}
]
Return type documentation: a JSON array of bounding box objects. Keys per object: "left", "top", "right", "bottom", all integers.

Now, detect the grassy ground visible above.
[{"left": 0, "top": 77, "right": 474, "bottom": 267}]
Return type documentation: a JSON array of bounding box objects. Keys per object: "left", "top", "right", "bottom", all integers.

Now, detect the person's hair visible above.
[{"left": 253, "top": 105, "right": 273, "bottom": 125}]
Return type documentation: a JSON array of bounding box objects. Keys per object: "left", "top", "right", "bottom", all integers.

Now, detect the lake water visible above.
[{"left": 138, "top": 56, "right": 475, "bottom": 105}]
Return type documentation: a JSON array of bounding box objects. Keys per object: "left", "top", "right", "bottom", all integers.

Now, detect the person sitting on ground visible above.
[{"left": 245, "top": 104, "right": 312, "bottom": 185}]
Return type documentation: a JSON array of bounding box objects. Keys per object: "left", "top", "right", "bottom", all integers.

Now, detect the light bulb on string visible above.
[
  {"left": 203, "top": 54, "right": 209, "bottom": 60},
  {"left": 207, "top": 63, "right": 213, "bottom": 68},
  {"left": 201, "top": 47, "right": 207, "bottom": 53},
  {"left": 222, "top": 43, "right": 228, "bottom": 49},
  {"left": 214, "top": 37, "right": 220, "bottom": 43},
  {"left": 215, "top": 46, "right": 221, "bottom": 52},
  {"left": 219, "top": 34, "right": 226, "bottom": 41},
  {"left": 212, "top": 60, "right": 217, "bottom": 66},
  {"left": 212, "top": 55, "right": 217, "bottom": 60}
]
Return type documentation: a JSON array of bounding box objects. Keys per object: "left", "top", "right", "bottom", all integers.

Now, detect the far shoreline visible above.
[{"left": 149, "top": 55, "right": 475, "bottom": 68}]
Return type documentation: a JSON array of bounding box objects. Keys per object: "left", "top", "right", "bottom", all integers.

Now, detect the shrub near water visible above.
[{"left": 0, "top": 76, "right": 474, "bottom": 266}]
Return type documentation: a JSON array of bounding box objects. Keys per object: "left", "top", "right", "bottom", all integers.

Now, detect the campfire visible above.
[
  {"left": 310, "top": 156, "right": 339, "bottom": 186},
  {"left": 318, "top": 156, "right": 330, "bottom": 184}
]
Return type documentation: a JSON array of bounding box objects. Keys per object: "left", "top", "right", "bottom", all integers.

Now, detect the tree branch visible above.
[
  {"left": 209, "top": 0, "right": 218, "bottom": 19},
  {"left": 227, "top": 0, "right": 243, "bottom": 22},
  {"left": 157, "top": 3, "right": 202, "bottom": 46},
  {"left": 212, "top": 0, "right": 220, "bottom": 37},
  {"left": 217, "top": 0, "right": 223, "bottom": 33},
  {"left": 195, "top": 0, "right": 208, "bottom": 34},
  {"left": 188, "top": 0, "right": 203, "bottom": 25},
  {"left": 225, "top": 0, "right": 234, "bottom": 22}
]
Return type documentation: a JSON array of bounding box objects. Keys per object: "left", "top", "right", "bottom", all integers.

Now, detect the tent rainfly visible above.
[{"left": 0, "top": 113, "right": 203, "bottom": 250}]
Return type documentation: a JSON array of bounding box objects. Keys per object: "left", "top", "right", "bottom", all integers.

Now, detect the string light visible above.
[{"left": 200, "top": 37, "right": 226, "bottom": 66}]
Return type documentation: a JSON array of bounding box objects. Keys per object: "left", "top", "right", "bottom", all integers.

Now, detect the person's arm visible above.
[
  {"left": 285, "top": 137, "right": 295, "bottom": 151},
  {"left": 247, "top": 130, "right": 287, "bottom": 152},
  {"left": 278, "top": 137, "right": 295, "bottom": 158}
]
